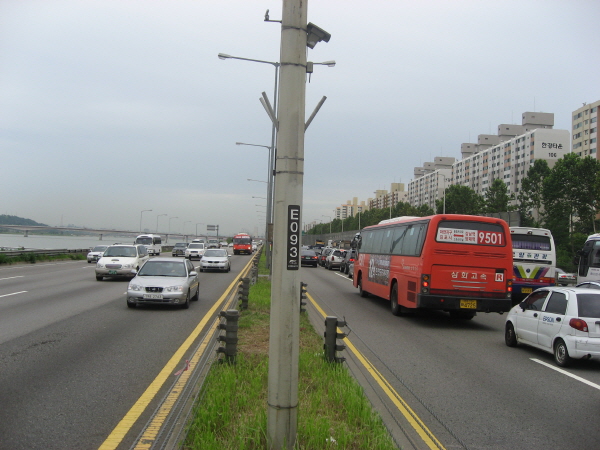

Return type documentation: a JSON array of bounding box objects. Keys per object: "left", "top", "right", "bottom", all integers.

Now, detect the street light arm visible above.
[{"left": 218, "top": 53, "right": 279, "bottom": 67}]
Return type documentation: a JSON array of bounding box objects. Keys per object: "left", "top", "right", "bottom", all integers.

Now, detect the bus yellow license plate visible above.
[
  {"left": 521, "top": 288, "right": 533, "bottom": 294},
  {"left": 460, "top": 300, "right": 477, "bottom": 309}
]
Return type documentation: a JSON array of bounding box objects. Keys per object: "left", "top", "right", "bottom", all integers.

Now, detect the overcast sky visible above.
[{"left": 2, "top": 0, "right": 599, "bottom": 237}]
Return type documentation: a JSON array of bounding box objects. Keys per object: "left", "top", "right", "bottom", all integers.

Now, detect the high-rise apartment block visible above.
[
  {"left": 572, "top": 100, "right": 599, "bottom": 158},
  {"left": 408, "top": 112, "right": 570, "bottom": 210}
]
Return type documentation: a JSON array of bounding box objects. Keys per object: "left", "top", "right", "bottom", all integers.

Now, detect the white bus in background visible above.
[
  {"left": 575, "top": 233, "right": 600, "bottom": 283},
  {"left": 510, "top": 227, "right": 556, "bottom": 301},
  {"left": 135, "top": 234, "right": 162, "bottom": 256}
]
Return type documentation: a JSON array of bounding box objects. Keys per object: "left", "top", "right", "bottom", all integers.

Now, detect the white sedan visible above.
[
  {"left": 505, "top": 286, "right": 600, "bottom": 366},
  {"left": 199, "top": 249, "right": 231, "bottom": 272}
]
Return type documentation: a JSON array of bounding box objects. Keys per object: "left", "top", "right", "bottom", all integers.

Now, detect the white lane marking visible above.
[
  {"left": 0, "top": 276, "right": 24, "bottom": 281},
  {"left": 334, "top": 272, "right": 353, "bottom": 281},
  {"left": 0, "top": 291, "right": 28, "bottom": 298},
  {"left": 531, "top": 358, "right": 600, "bottom": 391}
]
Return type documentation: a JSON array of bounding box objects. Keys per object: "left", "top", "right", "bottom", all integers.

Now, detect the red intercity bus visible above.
[
  {"left": 233, "top": 233, "right": 253, "bottom": 255},
  {"left": 353, "top": 214, "right": 513, "bottom": 319}
]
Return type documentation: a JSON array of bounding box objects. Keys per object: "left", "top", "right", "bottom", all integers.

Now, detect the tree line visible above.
[{"left": 308, "top": 153, "right": 600, "bottom": 270}]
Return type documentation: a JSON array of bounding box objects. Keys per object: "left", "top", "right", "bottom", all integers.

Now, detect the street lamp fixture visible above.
[{"left": 139, "top": 209, "right": 152, "bottom": 233}]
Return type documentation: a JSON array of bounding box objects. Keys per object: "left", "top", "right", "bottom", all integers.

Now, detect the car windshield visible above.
[
  {"left": 576, "top": 293, "right": 600, "bottom": 317},
  {"left": 92, "top": 246, "right": 108, "bottom": 252},
  {"left": 189, "top": 244, "right": 204, "bottom": 249},
  {"left": 204, "top": 249, "right": 227, "bottom": 257},
  {"left": 174, "top": 243, "right": 187, "bottom": 248},
  {"left": 138, "top": 261, "right": 187, "bottom": 277},
  {"left": 302, "top": 250, "right": 316, "bottom": 256},
  {"left": 104, "top": 246, "right": 137, "bottom": 257}
]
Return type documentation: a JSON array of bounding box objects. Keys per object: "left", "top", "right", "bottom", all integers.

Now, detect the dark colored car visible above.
[
  {"left": 171, "top": 242, "right": 188, "bottom": 257},
  {"left": 301, "top": 250, "right": 319, "bottom": 267},
  {"left": 340, "top": 249, "right": 357, "bottom": 274},
  {"left": 319, "top": 248, "right": 333, "bottom": 267}
]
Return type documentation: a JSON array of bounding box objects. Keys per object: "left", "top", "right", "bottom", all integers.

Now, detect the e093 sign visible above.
[{"left": 287, "top": 205, "right": 300, "bottom": 270}]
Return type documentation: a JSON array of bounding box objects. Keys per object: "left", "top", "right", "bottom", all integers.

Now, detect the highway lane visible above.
[
  {"left": 302, "top": 265, "right": 600, "bottom": 450},
  {"left": 0, "top": 253, "right": 252, "bottom": 450}
]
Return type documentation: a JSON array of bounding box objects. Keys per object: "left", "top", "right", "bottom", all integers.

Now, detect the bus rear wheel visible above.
[{"left": 358, "top": 275, "right": 369, "bottom": 298}]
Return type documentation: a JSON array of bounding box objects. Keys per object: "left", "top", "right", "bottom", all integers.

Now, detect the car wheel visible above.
[
  {"left": 358, "top": 275, "right": 369, "bottom": 298},
  {"left": 96, "top": 275, "right": 103, "bottom": 281},
  {"left": 554, "top": 339, "right": 573, "bottom": 367},
  {"left": 181, "top": 291, "right": 190, "bottom": 309},
  {"left": 199, "top": 268, "right": 204, "bottom": 272},
  {"left": 390, "top": 283, "right": 402, "bottom": 316},
  {"left": 505, "top": 322, "right": 518, "bottom": 347},
  {"left": 127, "top": 299, "right": 137, "bottom": 308},
  {"left": 192, "top": 287, "right": 199, "bottom": 301},
  {"left": 227, "top": 264, "right": 231, "bottom": 272}
]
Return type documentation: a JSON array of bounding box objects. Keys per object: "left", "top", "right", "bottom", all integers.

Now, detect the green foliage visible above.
[
  {"left": 517, "top": 159, "right": 550, "bottom": 227},
  {"left": 484, "top": 178, "right": 515, "bottom": 213},
  {"left": 436, "top": 184, "right": 484, "bottom": 214},
  {"left": 0, "top": 214, "right": 47, "bottom": 226}
]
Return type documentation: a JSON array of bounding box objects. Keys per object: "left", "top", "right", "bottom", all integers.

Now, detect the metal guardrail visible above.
[{"left": 0, "top": 248, "right": 89, "bottom": 257}]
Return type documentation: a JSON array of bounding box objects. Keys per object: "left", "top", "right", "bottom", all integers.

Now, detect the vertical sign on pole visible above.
[{"left": 287, "top": 205, "right": 300, "bottom": 270}]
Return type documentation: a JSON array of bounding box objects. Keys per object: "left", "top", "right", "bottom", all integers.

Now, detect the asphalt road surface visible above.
[
  {"left": 0, "top": 253, "right": 248, "bottom": 450},
  {"left": 301, "top": 264, "right": 600, "bottom": 450}
]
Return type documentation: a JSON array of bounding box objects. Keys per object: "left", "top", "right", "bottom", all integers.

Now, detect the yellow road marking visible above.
[
  {"left": 307, "top": 293, "right": 446, "bottom": 450},
  {"left": 98, "top": 258, "right": 255, "bottom": 450}
]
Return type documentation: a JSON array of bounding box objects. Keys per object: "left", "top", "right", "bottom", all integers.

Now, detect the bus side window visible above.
[
  {"left": 391, "top": 226, "right": 407, "bottom": 255},
  {"left": 371, "top": 230, "right": 385, "bottom": 254},
  {"left": 380, "top": 229, "right": 393, "bottom": 254},
  {"left": 361, "top": 231, "right": 373, "bottom": 253}
]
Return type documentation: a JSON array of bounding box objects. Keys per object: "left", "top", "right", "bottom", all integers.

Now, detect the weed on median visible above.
[{"left": 183, "top": 254, "right": 397, "bottom": 450}]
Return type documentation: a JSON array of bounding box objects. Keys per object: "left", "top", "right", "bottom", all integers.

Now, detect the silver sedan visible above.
[
  {"left": 126, "top": 258, "right": 199, "bottom": 309},
  {"left": 199, "top": 249, "right": 231, "bottom": 272}
]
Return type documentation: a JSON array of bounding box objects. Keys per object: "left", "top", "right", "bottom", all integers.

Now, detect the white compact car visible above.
[
  {"left": 127, "top": 258, "right": 199, "bottom": 309},
  {"left": 505, "top": 286, "right": 600, "bottom": 367},
  {"left": 199, "top": 249, "right": 231, "bottom": 272},
  {"left": 87, "top": 245, "right": 108, "bottom": 263},
  {"left": 95, "top": 244, "right": 149, "bottom": 281}
]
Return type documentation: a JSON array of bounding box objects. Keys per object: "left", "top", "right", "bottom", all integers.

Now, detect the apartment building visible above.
[
  {"left": 408, "top": 112, "right": 570, "bottom": 209},
  {"left": 368, "top": 183, "right": 409, "bottom": 210},
  {"left": 572, "top": 100, "right": 599, "bottom": 159},
  {"left": 334, "top": 197, "right": 367, "bottom": 220}
]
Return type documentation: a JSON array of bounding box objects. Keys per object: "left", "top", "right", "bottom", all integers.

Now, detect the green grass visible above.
[
  {"left": 184, "top": 252, "right": 397, "bottom": 450},
  {"left": 0, "top": 252, "right": 86, "bottom": 265}
]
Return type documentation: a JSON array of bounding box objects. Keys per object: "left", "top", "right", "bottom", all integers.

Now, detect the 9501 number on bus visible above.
[{"left": 437, "top": 228, "right": 504, "bottom": 246}]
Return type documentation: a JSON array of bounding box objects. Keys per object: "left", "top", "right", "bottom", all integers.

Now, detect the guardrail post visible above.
[
  {"left": 238, "top": 277, "right": 250, "bottom": 310},
  {"left": 217, "top": 309, "right": 239, "bottom": 364},
  {"left": 323, "top": 316, "right": 347, "bottom": 363},
  {"left": 300, "top": 282, "right": 307, "bottom": 313}
]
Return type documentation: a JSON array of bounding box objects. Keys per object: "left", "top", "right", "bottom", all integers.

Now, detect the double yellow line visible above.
[
  {"left": 99, "top": 258, "right": 255, "bottom": 450},
  {"left": 307, "top": 292, "right": 446, "bottom": 450}
]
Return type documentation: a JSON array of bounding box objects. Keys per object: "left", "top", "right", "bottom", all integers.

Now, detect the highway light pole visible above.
[
  {"left": 238, "top": 141, "right": 274, "bottom": 267},
  {"left": 139, "top": 209, "right": 152, "bottom": 233}
]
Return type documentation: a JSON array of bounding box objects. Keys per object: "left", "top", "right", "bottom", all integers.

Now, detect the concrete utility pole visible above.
[{"left": 267, "top": 0, "right": 306, "bottom": 448}]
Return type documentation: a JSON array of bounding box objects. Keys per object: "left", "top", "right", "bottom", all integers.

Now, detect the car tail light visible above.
[{"left": 569, "top": 318, "right": 589, "bottom": 332}]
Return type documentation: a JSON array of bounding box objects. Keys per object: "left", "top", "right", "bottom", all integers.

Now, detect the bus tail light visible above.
[
  {"left": 421, "top": 274, "right": 430, "bottom": 294},
  {"left": 569, "top": 318, "right": 589, "bottom": 332}
]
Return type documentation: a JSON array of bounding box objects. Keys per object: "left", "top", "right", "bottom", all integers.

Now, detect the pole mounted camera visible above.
[{"left": 306, "top": 22, "right": 331, "bottom": 49}]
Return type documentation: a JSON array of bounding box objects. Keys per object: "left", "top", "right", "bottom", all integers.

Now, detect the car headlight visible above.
[
  {"left": 122, "top": 264, "right": 133, "bottom": 269},
  {"left": 97, "top": 262, "right": 105, "bottom": 268},
  {"left": 129, "top": 284, "right": 142, "bottom": 291},
  {"left": 165, "top": 285, "right": 184, "bottom": 292}
]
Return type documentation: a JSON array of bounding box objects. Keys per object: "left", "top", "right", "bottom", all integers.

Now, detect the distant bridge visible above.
[{"left": 0, "top": 225, "right": 194, "bottom": 242}]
